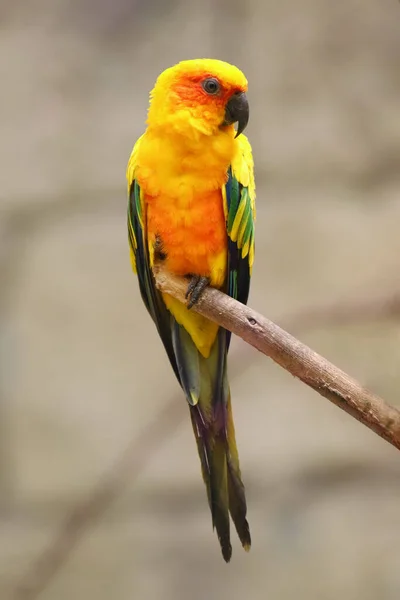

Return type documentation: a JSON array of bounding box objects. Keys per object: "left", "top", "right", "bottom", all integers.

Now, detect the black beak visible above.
[{"left": 223, "top": 92, "right": 249, "bottom": 138}]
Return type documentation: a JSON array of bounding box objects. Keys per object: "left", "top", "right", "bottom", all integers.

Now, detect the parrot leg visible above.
[{"left": 185, "top": 275, "right": 210, "bottom": 309}]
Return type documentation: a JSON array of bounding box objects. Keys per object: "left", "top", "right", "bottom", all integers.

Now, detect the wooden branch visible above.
[{"left": 154, "top": 266, "right": 400, "bottom": 451}]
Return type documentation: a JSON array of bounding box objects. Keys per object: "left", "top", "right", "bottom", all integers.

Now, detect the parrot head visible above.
[{"left": 147, "top": 59, "right": 249, "bottom": 139}]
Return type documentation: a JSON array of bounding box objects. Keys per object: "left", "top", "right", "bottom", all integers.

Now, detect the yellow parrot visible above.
[{"left": 127, "top": 58, "right": 256, "bottom": 561}]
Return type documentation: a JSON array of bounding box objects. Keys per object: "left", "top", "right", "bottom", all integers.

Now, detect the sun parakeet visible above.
[{"left": 127, "top": 58, "right": 256, "bottom": 562}]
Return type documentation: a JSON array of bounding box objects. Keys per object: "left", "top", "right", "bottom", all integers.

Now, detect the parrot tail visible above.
[
  {"left": 190, "top": 392, "right": 251, "bottom": 562},
  {"left": 172, "top": 321, "right": 251, "bottom": 561}
]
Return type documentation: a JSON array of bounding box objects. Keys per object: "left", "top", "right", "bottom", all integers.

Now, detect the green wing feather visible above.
[
  {"left": 218, "top": 134, "right": 255, "bottom": 554},
  {"left": 224, "top": 134, "right": 256, "bottom": 344}
]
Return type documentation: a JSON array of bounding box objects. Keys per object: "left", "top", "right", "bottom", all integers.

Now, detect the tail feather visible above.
[
  {"left": 227, "top": 460, "right": 251, "bottom": 551},
  {"left": 209, "top": 433, "right": 231, "bottom": 561},
  {"left": 226, "top": 394, "right": 251, "bottom": 551},
  {"left": 190, "top": 407, "right": 232, "bottom": 562},
  {"left": 174, "top": 320, "right": 250, "bottom": 561},
  {"left": 190, "top": 393, "right": 250, "bottom": 562}
]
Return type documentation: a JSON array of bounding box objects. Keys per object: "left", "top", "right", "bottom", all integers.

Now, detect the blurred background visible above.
[{"left": 1, "top": 0, "right": 400, "bottom": 598}]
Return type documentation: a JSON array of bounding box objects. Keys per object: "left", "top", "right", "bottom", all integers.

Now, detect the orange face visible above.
[
  {"left": 171, "top": 70, "right": 246, "bottom": 108},
  {"left": 147, "top": 59, "right": 249, "bottom": 138}
]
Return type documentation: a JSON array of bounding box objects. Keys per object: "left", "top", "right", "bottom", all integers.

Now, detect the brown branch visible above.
[{"left": 155, "top": 266, "right": 400, "bottom": 451}]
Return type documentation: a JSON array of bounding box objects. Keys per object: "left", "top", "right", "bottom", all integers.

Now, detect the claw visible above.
[
  {"left": 185, "top": 275, "right": 210, "bottom": 309},
  {"left": 185, "top": 275, "right": 200, "bottom": 300}
]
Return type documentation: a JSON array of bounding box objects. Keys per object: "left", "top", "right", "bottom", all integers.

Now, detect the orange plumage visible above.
[{"left": 147, "top": 189, "right": 227, "bottom": 279}]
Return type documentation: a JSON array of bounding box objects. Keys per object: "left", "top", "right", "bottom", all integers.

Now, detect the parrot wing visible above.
[
  {"left": 224, "top": 134, "right": 256, "bottom": 348},
  {"left": 127, "top": 136, "right": 180, "bottom": 382}
]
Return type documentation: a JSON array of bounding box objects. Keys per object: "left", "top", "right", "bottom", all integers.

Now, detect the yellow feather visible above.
[
  {"left": 126, "top": 134, "right": 144, "bottom": 190},
  {"left": 242, "top": 237, "right": 250, "bottom": 259},
  {"left": 129, "top": 247, "right": 137, "bottom": 273},
  {"left": 237, "top": 207, "right": 249, "bottom": 249},
  {"left": 230, "top": 192, "right": 247, "bottom": 242},
  {"left": 221, "top": 185, "right": 228, "bottom": 221},
  {"left": 162, "top": 293, "right": 219, "bottom": 358},
  {"left": 249, "top": 232, "right": 255, "bottom": 272},
  {"left": 230, "top": 134, "right": 256, "bottom": 261}
]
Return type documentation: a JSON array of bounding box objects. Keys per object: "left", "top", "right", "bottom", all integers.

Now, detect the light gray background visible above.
[{"left": 1, "top": 1, "right": 400, "bottom": 598}]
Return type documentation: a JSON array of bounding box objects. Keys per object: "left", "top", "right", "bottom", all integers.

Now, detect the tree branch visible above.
[{"left": 154, "top": 265, "right": 400, "bottom": 451}]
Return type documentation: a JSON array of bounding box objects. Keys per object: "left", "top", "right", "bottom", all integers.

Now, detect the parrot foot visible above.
[{"left": 185, "top": 275, "right": 210, "bottom": 309}]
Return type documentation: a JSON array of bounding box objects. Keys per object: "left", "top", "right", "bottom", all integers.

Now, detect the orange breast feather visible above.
[
  {"left": 146, "top": 189, "right": 227, "bottom": 357},
  {"left": 146, "top": 189, "right": 227, "bottom": 289}
]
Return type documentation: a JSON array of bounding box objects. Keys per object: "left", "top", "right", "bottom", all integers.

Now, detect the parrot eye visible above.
[{"left": 202, "top": 78, "right": 220, "bottom": 95}]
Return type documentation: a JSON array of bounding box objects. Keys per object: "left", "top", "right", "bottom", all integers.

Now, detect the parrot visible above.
[{"left": 126, "top": 58, "right": 256, "bottom": 562}]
